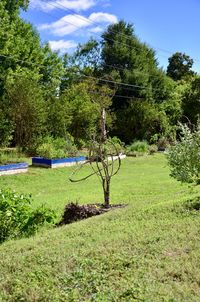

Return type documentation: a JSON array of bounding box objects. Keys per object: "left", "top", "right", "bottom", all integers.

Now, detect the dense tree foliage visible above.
[
  {"left": 167, "top": 52, "right": 195, "bottom": 81},
  {"left": 99, "top": 21, "right": 180, "bottom": 141},
  {"left": 0, "top": 1, "right": 199, "bottom": 151},
  {"left": 181, "top": 76, "right": 200, "bottom": 125},
  {"left": 5, "top": 77, "right": 46, "bottom": 152}
]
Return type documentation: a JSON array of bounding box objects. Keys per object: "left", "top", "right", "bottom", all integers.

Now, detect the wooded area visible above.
[{"left": 0, "top": 0, "right": 199, "bottom": 153}]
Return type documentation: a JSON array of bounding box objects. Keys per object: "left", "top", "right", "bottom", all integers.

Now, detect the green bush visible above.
[
  {"left": 126, "top": 140, "right": 149, "bottom": 156},
  {"left": 0, "top": 189, "right": 56, "bottom": 243},
  {"left": 167, "top": 124, "right": 200, "bottom": 184},
  {"left": 37, "top": 136, "right": 77, "bottom": 159}
]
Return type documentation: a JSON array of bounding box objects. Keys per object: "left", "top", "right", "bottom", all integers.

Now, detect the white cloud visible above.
[
  {"left": 39, "top": 12, "right": 118, "bottom": 36},
  {"left": 89, "top": 12, "right": 118, "bottom": 24},
  {"left": 39, "top": 14, "right": 89, "bottom": 36},
  {"left": 30, "top": 0, "right": 96, "bottom": 12},
  {"left": 89, "top": 26, "right": 103, "bottom": 33},
  {"left": 48, "top": 39, "right": 77, "bottom": 52}
]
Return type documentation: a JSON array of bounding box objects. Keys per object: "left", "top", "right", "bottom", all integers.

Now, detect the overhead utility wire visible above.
[
  {"left": 29, "top": 3, "right": 153, "bottom": 54},
  {"left": 38, "top": 1, "right": 170, "bottom": 50},
  {"left": 38, "top": 0, "right": 200, "bottom": 63},
  {"left": 29, "top": 3, "right": 190, "bottom": 64},
  {"left": 0, "top": 53, "right": 168, "bottom": 94},
  {"left": 0, "top": 53, "right": 149, "bottom": 91},
  {"left": 28, "top": 3, "right": 171, "bottom": 69},
  {"left": 0, "top": 51, "right": 170, "bottom": 82},
  {"left": 0, "top": 73, "right": 144, "bottom": 100},
  {"left": 75, "top": 62, "right": 167, "bottom": 80}
]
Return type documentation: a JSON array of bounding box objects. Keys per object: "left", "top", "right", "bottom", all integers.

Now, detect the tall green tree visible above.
[
  {"left": 101, "top": 21, "right": 156, "bottom": 102},
  {"left": 0, "top": 0, "right": 65, "bottom": 148},
  {"left": 5, "top": 76, "right": 46, "bottom": 152},
  {"left": 167, "top": 52, "right": 195, "bottom": 81},
  {"left": 99, "top": 21, "right": 176, "bottom": 142}
]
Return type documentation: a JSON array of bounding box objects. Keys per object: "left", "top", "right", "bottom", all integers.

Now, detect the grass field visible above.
[{"left": 0, "top": 154, "right": 200, "bottom": 301}]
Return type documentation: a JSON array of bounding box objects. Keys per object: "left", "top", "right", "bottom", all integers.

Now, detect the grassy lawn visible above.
[{"left": 0, "top": 154, "right": 200, "bottom": 301}]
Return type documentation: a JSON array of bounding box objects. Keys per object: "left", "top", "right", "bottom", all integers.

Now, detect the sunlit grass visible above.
[{"left": 0, "top": 154, "right": 200, "bottom": 301}]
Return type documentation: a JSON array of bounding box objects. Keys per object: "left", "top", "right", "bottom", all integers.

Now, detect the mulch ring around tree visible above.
[{"left": 58, "top": 202, "right": 127, "bottom": 226}]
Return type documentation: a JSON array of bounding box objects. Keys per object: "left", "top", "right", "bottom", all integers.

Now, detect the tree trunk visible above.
[
  {"left": 103, "top": 178, "right": 110, "bottom": 208},
  {"left": 101, "top": 108, "right": 107, "bottom": 143}
]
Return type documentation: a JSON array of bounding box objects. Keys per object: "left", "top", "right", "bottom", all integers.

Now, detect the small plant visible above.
[
  {"left": 0, "top": 189, "right": 56, "bottom": 243},
  {"left": 167, "top": 123, "right": 200, "bottom": 184}
]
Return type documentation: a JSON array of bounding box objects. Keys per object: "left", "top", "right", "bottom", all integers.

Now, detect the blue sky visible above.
[{"left": 21, "top": 0, "right": 200, "bottom": 72}]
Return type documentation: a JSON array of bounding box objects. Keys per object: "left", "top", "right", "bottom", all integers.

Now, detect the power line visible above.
[
  {"left": 0, "top": 52, "right": 172, "bottom": 95},
  {"left": 36, "top": 0, "right": 200, "bottom": 64},
  {"left": 29, "top": 3, "right": 149, "bottom": 54},
  {"left": 0, "top": 51, "right": 171, "bottom": 83},
  {"left": 0, "top": 72, "right": 145, "bottom": 100},
  {"left": 29, "top": 2, "right": 176, "bottom": 71},
  {"left": 78, "top": 73, "right": 148, "bottom": 89},
  {"left": 0, "top": 53, "right": 149, "bottom": 91}
]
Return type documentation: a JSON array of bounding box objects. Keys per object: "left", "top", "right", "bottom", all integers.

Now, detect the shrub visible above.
[
  {"left": 0, "top": 189, "right": 56, "bottom": 243},
  {"left": 37, "top": 136, "right": 77, "bottom": 159},
  {"left": 167, "top": 124, "right": 200, "bottom": 184},
  {"left": 126, "top": 140, "right": 149, "bottom": 156},
  {"left": 37, "top": 142, "right": 65, "bottom": 159},
  {"left": 65, "top": 134, "right": 78, "bottom": 156},
  {"left": 184, "top": 197, "right": 200, "bottom": 211}
]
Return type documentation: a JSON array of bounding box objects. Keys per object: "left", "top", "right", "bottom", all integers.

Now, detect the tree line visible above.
[{"left": 0, "top": 0, "right": 199, "bottom": 153}]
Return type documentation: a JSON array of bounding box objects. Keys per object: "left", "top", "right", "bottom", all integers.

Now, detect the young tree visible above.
[
  {"left": 69, "top": 122, "right": 121, "bottom": 208},
  {"left": 68, "top": 79, "right": 121, "bottom": 207}
]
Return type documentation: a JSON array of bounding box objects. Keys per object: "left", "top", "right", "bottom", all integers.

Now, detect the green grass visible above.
[{"left": 0, "top": 154, "right": 200, "bottom": 301}]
